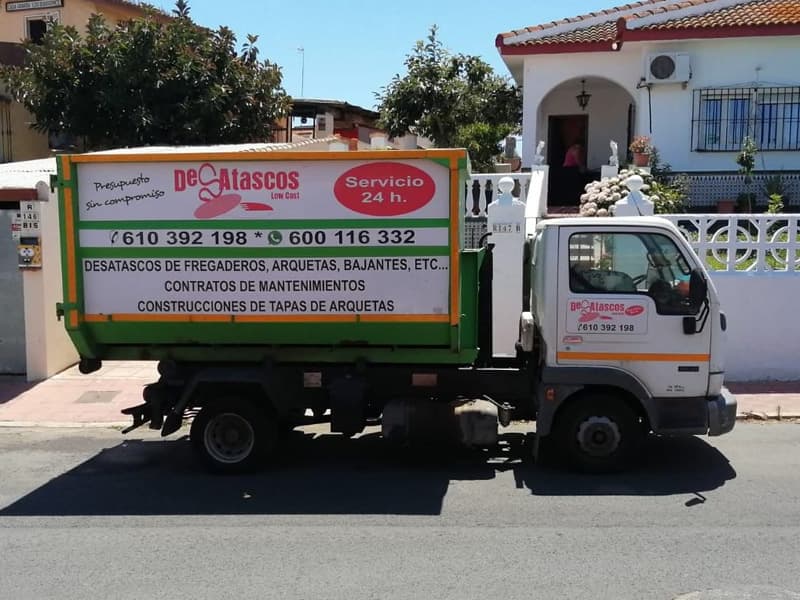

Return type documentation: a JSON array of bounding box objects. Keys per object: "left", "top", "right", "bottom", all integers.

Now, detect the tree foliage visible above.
[
  {"left": 376, "top": 26, "right": 521, "bottom": 170},
  {"left": 0, "top": 1, "right": 290, "bottom": 150}
]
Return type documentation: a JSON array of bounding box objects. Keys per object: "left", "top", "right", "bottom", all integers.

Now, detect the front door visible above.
[
  {"left": 557, "top": 227, "right": 711, "bottom": 398},
  {"left": 547, "top": 115, "right": 588, "bottom": 207}
]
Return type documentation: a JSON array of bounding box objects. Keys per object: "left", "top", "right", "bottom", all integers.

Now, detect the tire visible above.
[
  {"left": 190, "top": 398, "right": 277, "bottom": 474},
  {"left": 551, "top": 392, "right": 644, "bottom": 473}
]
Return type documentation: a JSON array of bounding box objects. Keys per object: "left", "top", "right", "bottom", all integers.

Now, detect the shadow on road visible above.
[{"left": 0, "top": 429, "right": 735, "bottom": 517}]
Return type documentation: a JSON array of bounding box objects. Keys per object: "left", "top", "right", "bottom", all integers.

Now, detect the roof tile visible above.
[
  {"left": 497, "top": 0, "right": 662, "bottom": 40},
  {"left": 642, "top": 0, "right": 800, "bottom": 29},
  {"left": 500, "top": 0, "right": 800, "bottom": 47}
]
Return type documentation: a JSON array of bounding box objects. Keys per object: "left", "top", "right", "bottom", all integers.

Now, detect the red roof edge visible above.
[
  {"left": 498, "top": 20, "right": 800, "bottom": 56},
  {"left": 498, "top": 40, "right": 617, "bottom": 55}
]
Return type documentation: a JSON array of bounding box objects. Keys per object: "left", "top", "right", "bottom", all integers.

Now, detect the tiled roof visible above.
[
  {"left": 531, "top": 21, "right": 620, "bottom": 45},
  {"left": 498, "top": 0, "right": 800, "bottom": 48},
  {"left": 642, "top": 0, "right": 800, "bottom": 29},
  {"left": 497, "top": 0, "right": 661, "bottom": 42},
  {"left": 0, "top": 158, "right": 56, "bottom": 190}
]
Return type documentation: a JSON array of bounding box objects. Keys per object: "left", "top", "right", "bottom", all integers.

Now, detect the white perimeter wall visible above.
[
  {"left": 711, "top": 273, "right": 799, "bottom": 382},
  {"left": 22, "top": 184, "right": 79, "bottom": 381}
]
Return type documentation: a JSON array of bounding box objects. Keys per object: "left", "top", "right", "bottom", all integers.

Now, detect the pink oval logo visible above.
[
  {"left": 334, "top": 162, "right": 435, "bottom": 216},
  {"left": 625, "top": 305, "right": 645, "bottom": 316}
]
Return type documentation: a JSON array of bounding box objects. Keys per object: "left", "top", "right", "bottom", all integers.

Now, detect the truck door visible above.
[{"left": 557, "top": 227, "right": 711, "bottom": 398}]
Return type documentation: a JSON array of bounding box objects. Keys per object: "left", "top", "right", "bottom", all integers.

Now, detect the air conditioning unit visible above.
[
  {"left": 645, "top": 53, "right": 691, "bottom": 84},
  {"left": 314, "top": 111, "right": 335, "bottom": 137}
]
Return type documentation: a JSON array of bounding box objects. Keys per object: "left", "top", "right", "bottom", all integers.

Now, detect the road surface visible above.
[{"left": 1, "top": 423, "right": 798, "bottom": 600}]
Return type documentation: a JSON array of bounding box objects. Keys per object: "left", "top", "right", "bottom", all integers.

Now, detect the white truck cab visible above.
[{"left": 520, "top": 216, "right": 736, "bottom": 469}]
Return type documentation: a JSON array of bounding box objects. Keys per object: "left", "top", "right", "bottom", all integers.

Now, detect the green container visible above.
[{"left": 57, "top": 148, "right": 480, "bottom": 365}]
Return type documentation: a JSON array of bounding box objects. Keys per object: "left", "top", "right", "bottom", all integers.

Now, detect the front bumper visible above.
[{"left": 707, "top": 387, "right": 737, "bottom": 436}]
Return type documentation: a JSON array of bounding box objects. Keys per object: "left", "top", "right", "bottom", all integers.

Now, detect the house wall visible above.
[
  {"left": 0, "top": 1, "right": 151, "bottom": 40},
  {"left": 0, "top": 0, "right": 157, "bottom": 163},
  {"left": 520, "top": 35, "right": 800, "bottom": 172},
  {"left": 70, "top": 1, "right": 153, "bottom": 27},
  {"left": 642, "top": 36, "right": 800, "bottom": 172},
  {"left": 9, "top": 100, "right": 49, "bottom": 162}
]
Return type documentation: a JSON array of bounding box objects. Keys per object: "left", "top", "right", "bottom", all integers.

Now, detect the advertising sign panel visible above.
[{"left": 70, "top": 154, "right": 458, "bottom": 321}]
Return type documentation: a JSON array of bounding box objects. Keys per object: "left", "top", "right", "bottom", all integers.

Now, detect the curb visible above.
[
  {"left": 0, "top": 420, "right": 129, "bottom": 429},
  {"left": 737, "top": 412, "right": 800, "bottom": 421}
]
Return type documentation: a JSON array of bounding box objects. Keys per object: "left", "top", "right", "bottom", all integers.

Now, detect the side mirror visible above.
[{"left": 688, "top": 269, "right": 708, "bottom": 311}]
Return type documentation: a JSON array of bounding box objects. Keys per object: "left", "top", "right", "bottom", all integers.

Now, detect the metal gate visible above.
[{"left": 0, "top": 208, "right": 25, "bottom": 373}]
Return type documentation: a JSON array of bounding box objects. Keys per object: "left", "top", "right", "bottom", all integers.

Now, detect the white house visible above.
[{"left": 496, "top": 0, "right": 800, "bottom": 208}]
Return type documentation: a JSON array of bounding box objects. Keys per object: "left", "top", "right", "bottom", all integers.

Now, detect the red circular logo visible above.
[
  {"left": 625, "top": 305, "right": 645, "bottom": 316},
  {"left": 334, "top": 162, "right": 435, "bottom": 216}
]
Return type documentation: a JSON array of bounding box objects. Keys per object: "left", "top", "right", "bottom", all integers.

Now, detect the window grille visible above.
[{"left": 691, "top": 86, "right": 800, "bottom": 152}]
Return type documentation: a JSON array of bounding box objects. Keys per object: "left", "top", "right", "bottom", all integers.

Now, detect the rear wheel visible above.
[
  {"left": 551, "top": 392, "right": 644, "bottom": 473},
  {"left": 190, "top": 398, "right": 277, "bottom": 474}
]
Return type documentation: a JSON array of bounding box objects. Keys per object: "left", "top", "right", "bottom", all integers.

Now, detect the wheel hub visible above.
[
  {"left": 204, "top": 413, "right": 255, "bottom": 464},
  {"left": 577, "top": 416, "right": 621, "bottom": 457}
]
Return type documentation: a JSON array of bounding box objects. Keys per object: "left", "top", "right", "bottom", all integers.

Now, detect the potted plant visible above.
[{"left": 629, "top": 136, "right": 652, "bottom": 167}]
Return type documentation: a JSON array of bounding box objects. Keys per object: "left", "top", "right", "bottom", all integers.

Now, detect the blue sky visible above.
[{"left": 178, "top": 0, "right": 616, "bottom": 110}]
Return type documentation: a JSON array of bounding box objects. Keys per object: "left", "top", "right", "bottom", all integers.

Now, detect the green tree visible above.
[
  {"left": 376, "top": 26, "right": 521, "bottom": 171},
  {"left": 0, "top": 1, "right": 290, "bottom": 150}
]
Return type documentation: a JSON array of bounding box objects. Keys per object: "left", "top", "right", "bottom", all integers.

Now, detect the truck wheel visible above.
[
  {"left": 552, "top": 393, "right": 643, "bottom": 473},
  {"left": 190, "top": 399, "right": 277, "bottom": 474}
]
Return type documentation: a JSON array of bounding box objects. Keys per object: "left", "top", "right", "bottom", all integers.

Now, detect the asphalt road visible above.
[{"left": 0, "top": 423, "right": 799, "bottom": 600}]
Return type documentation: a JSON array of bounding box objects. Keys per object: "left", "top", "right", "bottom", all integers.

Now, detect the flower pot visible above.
[
  {"left": 717, "top": 199, "right": 736, "bottom": 213},
  {"left": 633, "top": 152, "right": 650, "bottom": 167}
]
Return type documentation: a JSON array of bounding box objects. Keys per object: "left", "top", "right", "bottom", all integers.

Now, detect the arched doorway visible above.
[{"left": 539, "top": 77, "right": 636, "bottom": 207}]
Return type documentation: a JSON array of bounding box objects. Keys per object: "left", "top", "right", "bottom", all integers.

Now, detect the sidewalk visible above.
[
  {"left": 0, "top": 361, "right": 798, "bottom": 427},
  {"left": 0, "top": 362, "right": 158, "bottom": 427}
]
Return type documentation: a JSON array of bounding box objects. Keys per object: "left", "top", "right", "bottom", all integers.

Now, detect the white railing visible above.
[
  {"left": 465, "top": 210, "right": 800, "bottom": 273},
  {"left": 663, "top": 214, "right": 800, "bottom": 273},
  {"left": 466, "top": 173, "right": 532, "bottom": 217}
]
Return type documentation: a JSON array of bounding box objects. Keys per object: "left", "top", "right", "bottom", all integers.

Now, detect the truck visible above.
[{"left": 54, "top": 146, "right": 736, "bottom": 473}]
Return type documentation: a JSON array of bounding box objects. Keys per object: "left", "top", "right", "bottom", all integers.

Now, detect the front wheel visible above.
[
  {"left": 190, "top": 399, "right": 277, "bottom": 474},
  {"left": 551, "top": 393, "right": 644, "bottom": 473}
]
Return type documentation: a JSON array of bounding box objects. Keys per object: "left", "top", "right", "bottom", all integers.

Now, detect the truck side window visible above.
[{"left": 568, "top": 232, "right": 697, "bottom": 315}]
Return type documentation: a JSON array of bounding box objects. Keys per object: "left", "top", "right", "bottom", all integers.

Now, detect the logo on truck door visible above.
[
  {"left": 567, "top": 299, "right": 648, "bottom": 334},
  {"left": 173, "top": 163, "right": 300, "bottom": 219}
]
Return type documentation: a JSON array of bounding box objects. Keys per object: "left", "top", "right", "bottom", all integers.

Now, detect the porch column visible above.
[{"left": 521, "top": 88, "right": 546, "bottom": 170}]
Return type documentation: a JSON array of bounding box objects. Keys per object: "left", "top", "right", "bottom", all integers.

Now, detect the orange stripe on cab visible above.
[{"left": 558, "top": 352, "right": 710, "bottom": 362}]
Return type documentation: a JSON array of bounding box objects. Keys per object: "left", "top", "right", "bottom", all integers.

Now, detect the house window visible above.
[
  {"left": 25, "top": 12, "right": 60, "bottom": 44},
  {"left": 692, "top": 87, "right": 800, "bottom": 152},
  {"left": 700, "top": 98, "right": 722, "bottom": 148}
]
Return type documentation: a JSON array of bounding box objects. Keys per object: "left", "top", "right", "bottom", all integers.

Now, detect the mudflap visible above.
[{"left": 329, "top": 375, "right": 368, "bottom": 437}]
